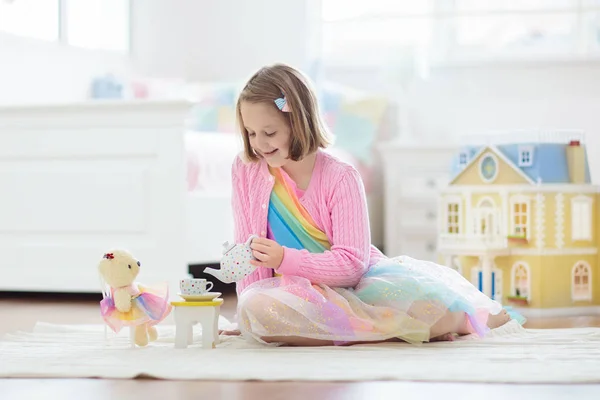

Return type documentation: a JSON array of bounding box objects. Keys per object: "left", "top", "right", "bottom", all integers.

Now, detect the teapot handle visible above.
[{"left": 245, "top": 234, "right": 258, "bottom": 246}]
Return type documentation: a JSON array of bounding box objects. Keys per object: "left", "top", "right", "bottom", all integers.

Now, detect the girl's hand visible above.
[{"left": 250, "top": 237, "right": 284, "bottom": 270}]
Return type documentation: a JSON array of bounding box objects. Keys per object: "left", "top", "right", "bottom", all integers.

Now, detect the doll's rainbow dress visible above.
[
  {"left": 100, "top": 283, "right": 171, "bottom": 333},
  {"left": 237, "top": 167, "right": 526, "bottom": 345}
]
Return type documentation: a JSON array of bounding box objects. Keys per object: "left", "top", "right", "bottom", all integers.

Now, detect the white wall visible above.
[
  {"left": 0, "top": 33, "right": 132, "bottom": 105},
  {"left": 130, "top": 0, "right": 321, "bottom": 82},
  {"left": 0, "top": 0, "right": 320, "bottom": 104},
  {"left": 326, "top": 61, "right": 600, "bottom": 183}
]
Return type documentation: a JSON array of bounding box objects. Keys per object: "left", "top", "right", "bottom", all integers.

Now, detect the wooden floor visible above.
[{"left": 1, "top": 292, "right": 600, "bottom": 400}]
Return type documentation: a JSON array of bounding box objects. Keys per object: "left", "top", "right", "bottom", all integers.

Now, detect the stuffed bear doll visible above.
[{"left": 98, "top": 250, "right": 172, "bottom": 346}]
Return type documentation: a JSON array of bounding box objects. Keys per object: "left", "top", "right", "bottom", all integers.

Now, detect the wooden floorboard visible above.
[{"left": 1, "top": 293, "right": 599, "bottom": 400}]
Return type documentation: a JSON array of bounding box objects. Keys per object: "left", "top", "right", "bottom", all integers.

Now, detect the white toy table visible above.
[{"left": 171, "top": 298, "right": 223, "bottom": 349}]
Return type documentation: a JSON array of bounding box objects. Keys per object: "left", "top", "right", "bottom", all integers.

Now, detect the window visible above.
[
  {"left": 479, "top": 153, "right": 499, "bottom": 183},
  {"left": 476, "top": 198, "right": 496, "bottom": 236},
  {"left": 572, "top": 261, "right": 592, "bottom": 301},
  {"left": 571, "top": 195, "right": 593, "bottom": 241},
  {"left": 510, "top": 196, "right": 530, "bottom": 238},
  {"left": 0, "top": 0, "right": 129, "bottom": 53},
  {"left": 66, "top": 0, "right": 130, "bottom": 52},
  {"left": 459, "top": 152, "right": 468, "bottom": 167},
  {"left": 321, "top": 1, "right": 600, "bottom": 67},
  {"left": 518, "top": 145, "right": 534, "bottom": 167},
  {"left": 445, "top": 200, "right": 461, "bottom": 234},
  {"left": 0, "top": 0, "right": 59, "bottom": 41},
  {"left": 511, "top": 262, "right": 530, "bottom": 299}
]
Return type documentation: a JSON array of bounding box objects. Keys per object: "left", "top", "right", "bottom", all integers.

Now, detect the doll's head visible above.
[
  {"left": 98, "top": 249, "right": 141, "bottom": 288},
  {"left": 236, "top": 63, "right": 332, "bottom": 168}
]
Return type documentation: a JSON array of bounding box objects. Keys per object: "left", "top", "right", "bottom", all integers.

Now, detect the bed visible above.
[{"left": 0, "top": 100, "right": 242, "bottom": 294}]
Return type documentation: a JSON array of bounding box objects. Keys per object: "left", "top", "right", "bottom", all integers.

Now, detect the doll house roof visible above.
[{"left": 449, "top": 141, "right": 592, "bottom": 184}]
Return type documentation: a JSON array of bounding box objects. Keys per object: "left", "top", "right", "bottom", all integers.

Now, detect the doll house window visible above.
[
  {"left": 571, "top": 196, "right": 592, "bottom": 241},
  {"left": 510, "top": 196, "right": 530, "bottom": 238},
  {"left": 572, "top": 262, "right": 592, "bottom": 301},
  {"left": 518, "top": 146, "right": 534, "bottom": 167},
  {"left": 511, "top": 262, "right": 530, "bottom": 299},
  {"left": 459, "top": 152, "right": 468, "bottom": 167},
  {"left": 445, "top": 201, "right": 461, "bottom": 234},
  {"left": 475, "top": 198, "right": 496, "bottom": 236}
]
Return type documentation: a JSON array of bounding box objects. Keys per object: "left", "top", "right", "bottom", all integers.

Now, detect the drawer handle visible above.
[
  {"left": 426, "top": 211, "right": 436, "bottom": 220},
  {"left": 426, "top": 179, "right": 436, "bottom": 188},
  {"left": 426, "top": 243, "right": 436, "bottom": 252}
]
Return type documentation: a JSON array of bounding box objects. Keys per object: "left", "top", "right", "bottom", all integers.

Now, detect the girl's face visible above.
[{"left": 241, "top": 101, "right": 292, "bottom": 168}]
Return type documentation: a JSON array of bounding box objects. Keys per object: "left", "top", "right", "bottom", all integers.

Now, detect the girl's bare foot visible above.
[
  {"left": 219, "top": 329, "right": 241, "bottom": 336},
  {"left": 429, "top": 333, "right": 456, "bottom": 342},
  {"left": 487, "top": 309, "right": 511, "bottom": 329}
]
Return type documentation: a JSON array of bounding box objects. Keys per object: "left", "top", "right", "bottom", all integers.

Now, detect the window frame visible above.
[
  {"left": 518, "top": 145, "right": 535, "bottom": 167},
  {"left": 459, "top": 151, "right": 469, "bottom": 167},
  {"left": 571, "top": 195, "right": 593, "bottom": 241},
  {"left": 0, "top": 0, "right": 131, "bottom": 54},
  {"left": 511, "top": 261, "right": 531, "bottom": 300},
  {"left": 509, "top": 195, "right": 531, "bottom": 239},
  {"left": 572, "top": 261, "right": 592, "bottom": 301},
  {"left": 444, "top": 196, "right": 462, "bottom": 235}
]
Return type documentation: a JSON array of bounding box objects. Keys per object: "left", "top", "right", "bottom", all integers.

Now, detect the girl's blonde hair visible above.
[{"left": 236, "top": 63, "right": 331, "bottom": 162}]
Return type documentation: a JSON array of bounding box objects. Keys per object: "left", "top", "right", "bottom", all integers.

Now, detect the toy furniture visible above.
[
  {"left": 171, "top": 298, "right": 223, "bottom": 349},
  {"left": 437, "top": 131, "right": 600, "bottom": 318}
]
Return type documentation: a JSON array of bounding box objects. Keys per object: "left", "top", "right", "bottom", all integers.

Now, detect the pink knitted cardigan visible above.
[{"left": 232, "top": 149, "right": 385, "bottom": 295}]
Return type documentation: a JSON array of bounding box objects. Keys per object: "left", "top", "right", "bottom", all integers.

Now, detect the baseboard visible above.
[{"left": 514, "top": 306, "right": 600, "bottom": 319}]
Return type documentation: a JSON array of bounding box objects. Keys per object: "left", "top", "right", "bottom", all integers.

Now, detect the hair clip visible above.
[
  {"left": 103, "top": 253, "right": 114, "bottom": 260},
  {"left": 274, "top": 96, "right": 290, "bottom": 112}
]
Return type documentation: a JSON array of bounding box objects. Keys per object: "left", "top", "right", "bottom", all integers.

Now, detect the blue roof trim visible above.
[
  {"left": 451, "top": 146, "right": 479, "bottom": 178},
  {"left": 450, "top": 143, "right": 591, "bottom": 184}
]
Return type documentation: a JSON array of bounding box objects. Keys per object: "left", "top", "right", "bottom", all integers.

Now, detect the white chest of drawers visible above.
[{"left": 378, "top": 141, "right": 457, "bottom": 261}]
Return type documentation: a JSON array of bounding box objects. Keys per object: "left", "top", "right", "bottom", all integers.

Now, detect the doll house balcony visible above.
[
  {"left": 438, "top": 232, "right": 510, "bottom": 254},
  {"left": 438, "top": 208, "right": 514, "bottom": 254}
]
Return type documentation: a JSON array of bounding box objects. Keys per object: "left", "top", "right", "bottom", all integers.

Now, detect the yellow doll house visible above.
[{"left": 437, "top": 132, "right": 599, "bottom": 318}]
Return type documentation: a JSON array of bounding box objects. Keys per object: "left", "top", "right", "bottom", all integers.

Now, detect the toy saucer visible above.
[{"left": 178, "top": 292, "right": 221, "bottom": 302}]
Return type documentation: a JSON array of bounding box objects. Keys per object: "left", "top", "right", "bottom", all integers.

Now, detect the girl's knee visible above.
[
  {"left": 238, "top": 293, "right": 273, "bottom": 316},
  {"left": 237, "top": 293, "right": 281, "bottom": 330}
]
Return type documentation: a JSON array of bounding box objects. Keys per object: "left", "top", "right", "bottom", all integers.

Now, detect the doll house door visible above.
[
  {"left": 473, "top": 268, "right": 503, "bottom": 300},
  {"left": 476, "top": 198, "right": 497, "bottom": 238}
]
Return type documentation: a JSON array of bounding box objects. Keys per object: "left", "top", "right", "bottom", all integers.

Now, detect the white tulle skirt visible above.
[{"left": 237, "top": 256, "right": 522, "bottom": 345}]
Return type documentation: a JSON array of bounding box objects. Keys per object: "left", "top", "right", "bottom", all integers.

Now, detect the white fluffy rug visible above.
[{"left": 2, "top": 318, "right": 600, "bottom": 383}]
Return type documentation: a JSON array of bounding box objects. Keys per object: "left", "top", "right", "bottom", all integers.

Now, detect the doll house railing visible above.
[{"left": 438, "top": 233, "right": 509, "bottom": 252}]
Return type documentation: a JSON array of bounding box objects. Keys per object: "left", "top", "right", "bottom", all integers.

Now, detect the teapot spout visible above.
[{"left": 203, "top": 267, "right": 228, "bottom": 283}]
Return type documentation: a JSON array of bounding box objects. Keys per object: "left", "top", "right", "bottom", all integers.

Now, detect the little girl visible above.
[{"left": 229, "top": 63, "right": 524, "bottom": 346}]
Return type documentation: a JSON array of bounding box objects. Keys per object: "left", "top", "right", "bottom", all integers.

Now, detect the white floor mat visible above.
[{"left": 1, "top": 318, "right": 600, "bottom": 383}]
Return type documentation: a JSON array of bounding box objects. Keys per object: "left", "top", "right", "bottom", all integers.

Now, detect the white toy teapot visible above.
[{"left": 203, "top": 235, "right": 258, "bottom": 283}]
